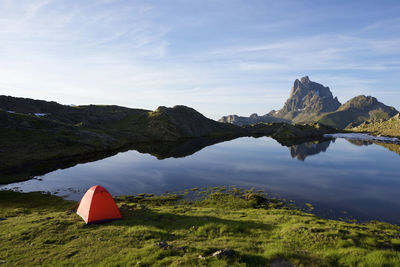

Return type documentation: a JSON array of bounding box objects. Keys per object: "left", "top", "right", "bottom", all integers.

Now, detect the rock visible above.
[
  {"left": 139, "top": 204, "right": 147, "bottom": 210},
  {"left": 219, "top": 76, "right": 342, "bottom": 125},
  {"left": 212, "top": 248, "right": 235, "bottom": 258},
  {"left": 270, "top": 259, "right": 293, "bottom": 267},
  {"left": 277, "top": 76, "right": 341, "bottom": 121},
  {"left": 156, "top": 241, "right": 169, "bottom": 250},
  {"left": 218, "top": 114, "right": 288, "bottom": 126},
  {"left": 249, "top": 113, "right": 258, "bottom": 118},
  {"left": 244, "top": 193, "right": 267, "bottom": 205},
  {"left": 301, "top": 75, "right": 310, "bottom": 84}
]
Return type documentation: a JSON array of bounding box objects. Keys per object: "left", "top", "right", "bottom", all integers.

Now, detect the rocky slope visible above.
[
  {"left": 220, "top": 76, "right": 398, "bottom": 130},
  {"left": 318, "top": 95, "right": 398, "bottom": 129},
  {"left": 219, "top": 76, "right": 341, "bottom": 125},
  {"left": 219, "top": 113, "right": 289, "bottom": 126},
  {"left": 273, "top": 76, "right": 341, "bottom": 123},
  {"left": 349, "top": 112, "right": 400, "bottom": 137}
]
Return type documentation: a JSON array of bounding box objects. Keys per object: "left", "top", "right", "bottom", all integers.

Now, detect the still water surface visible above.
[{"left": 2, "top": 136, "right": 400, "bottom": 224}]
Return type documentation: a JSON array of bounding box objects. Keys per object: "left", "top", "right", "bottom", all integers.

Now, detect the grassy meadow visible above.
[{"left": 0, "top": 188, "right": 399, "bottom": 266}]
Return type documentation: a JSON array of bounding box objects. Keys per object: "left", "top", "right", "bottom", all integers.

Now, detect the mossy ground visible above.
[{"left": 0, "top": 189, "right": 399, "bottom": 266}]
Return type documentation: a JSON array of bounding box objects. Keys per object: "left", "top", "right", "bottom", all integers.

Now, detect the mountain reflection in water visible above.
[
  {"left": 288, "top": 140, "right": 332, "bottom": 161},
  {"left": 2, "top": 135, "right": 400, "bottom": 224},
  {"left": 286, "top": 137, "right": 400, "bottom": 161},
  {"left": 2, "top": 134, "right": 400, "bottom": 184}
]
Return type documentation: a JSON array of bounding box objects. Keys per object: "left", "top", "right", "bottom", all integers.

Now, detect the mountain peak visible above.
[
  {"left": 339, "top": 95, "right": 379, "bottom": 110},
  {"left": 279, "top": 76, "right": 341, "bottom": 121},
  {"left": 300, "top": 76, "right": 310, "bottom": 84},
  {"left": 219, "top": 76, "right": 398, "bottom": 129}
]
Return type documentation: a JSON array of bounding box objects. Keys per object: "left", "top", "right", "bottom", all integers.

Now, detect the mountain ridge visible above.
[
  {"left": 318, "top": 95, "right": 398, "bottom": 129},
  {"left": 219, "top": 76, "right": 398, "bottom": 129}
]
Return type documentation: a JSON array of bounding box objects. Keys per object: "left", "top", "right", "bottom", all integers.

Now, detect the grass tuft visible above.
[{"left": 0, "top": 189, "right": 399, "bottom": 266}]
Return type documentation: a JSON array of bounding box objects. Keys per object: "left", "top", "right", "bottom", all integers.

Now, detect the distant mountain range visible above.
[{"left": 219, "top": 76, "right": 399, "bottom": 129}]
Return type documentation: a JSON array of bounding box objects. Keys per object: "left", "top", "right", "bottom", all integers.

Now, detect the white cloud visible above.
[
  {"left": 0, "top": 0, "right": 399, "bottom": 119},
  {"left": 202, "top": 35, "right": 400, "bottom": 72}
]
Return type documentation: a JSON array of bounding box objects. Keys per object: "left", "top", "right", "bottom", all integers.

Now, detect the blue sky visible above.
[{"left": 0, "top": 0, "right": 399, "bottom": 119}]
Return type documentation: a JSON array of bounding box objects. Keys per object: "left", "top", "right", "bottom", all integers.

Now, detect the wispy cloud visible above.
[
  {"left": 203, "top": 35, "right": 400, "bottom": 72},
  {"left": 0, "top": 0, "right": 399, "bottom": 119},
  {"left": 0, "top": 0, "right": 168, "bottom": 55}
]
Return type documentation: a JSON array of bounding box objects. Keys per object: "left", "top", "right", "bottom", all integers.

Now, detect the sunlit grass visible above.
[{"left": 0, "top": 189, "right": 399, "bottom": 266}]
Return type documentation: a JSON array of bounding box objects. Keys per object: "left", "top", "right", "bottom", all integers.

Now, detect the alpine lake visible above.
[{"left": 2, "top": 134, "right": 400, "bottom": 225}]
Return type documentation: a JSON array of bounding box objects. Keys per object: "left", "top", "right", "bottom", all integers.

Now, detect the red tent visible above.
[{"left": 76, "top": 185, "right": 122, "bottom": 224}]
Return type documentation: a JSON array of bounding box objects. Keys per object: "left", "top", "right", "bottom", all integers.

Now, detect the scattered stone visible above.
[
  {"left": 310, "top": 228, "right": 325, "bottom": 233},
  {"left": 212, "top": 248, "right": 235, "bottom": 258},
  {"left": 157, "top": 241, "right": 169, "bottom": 250},
  {"left": 270, "top": 259, "right": 293, "bottom": 267},
  {"left": 0, "top": 260, "right": 6, "bottom": 264},
  {"left": 198, "top": 255, "right": 205, "bottom": 260},
  {"left": 338, "top": 229, "right": 350, "bottom": 235}
]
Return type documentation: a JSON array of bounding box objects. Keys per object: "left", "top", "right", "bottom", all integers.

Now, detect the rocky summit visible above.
[
  {"left": 219, "top": 76, "right": 341, "bottom": 125},
  {"left": 274, "top": 76, "right": 341, "bottom": 123},
  {"left": 219, "top": 76, "right": 398, "bottom": 129}
]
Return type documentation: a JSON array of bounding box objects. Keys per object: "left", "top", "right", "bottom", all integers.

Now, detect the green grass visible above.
[
  {"left": 350, "top": 115, "right": 400, "bottom": 138},
  {"left": 1, "top": 190, "right": 399, "bottom": 266}
]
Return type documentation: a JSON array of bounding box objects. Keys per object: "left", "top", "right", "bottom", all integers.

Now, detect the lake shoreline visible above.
[
  {"left": 3, "top": 135, "right": 400, "bottom": 226},
  {"left": 323, "top": 133, "right": 400, "bottom": 144},
  {"left": 1, "top": 122, "right": 337, "bottom": 185},
  {"left": 1, "top": 189, "right": 399, "bottom": 266}
]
